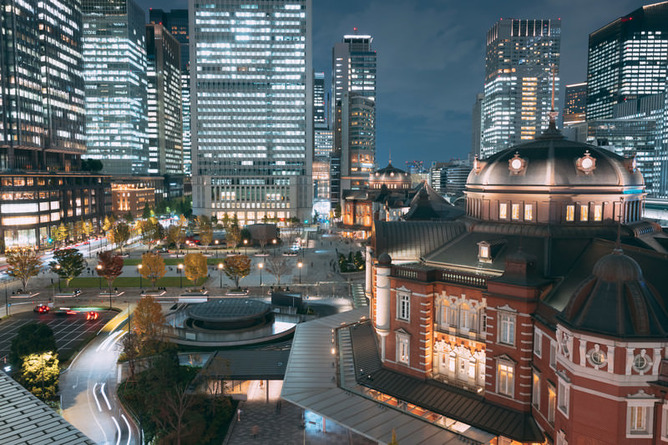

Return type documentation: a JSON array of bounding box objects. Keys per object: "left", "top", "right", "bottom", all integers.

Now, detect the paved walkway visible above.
[{"left": 225, "top": 380, "right": 376, "bottom": 445}]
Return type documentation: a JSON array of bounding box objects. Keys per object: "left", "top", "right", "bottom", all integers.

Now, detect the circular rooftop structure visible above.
[
  {"left": 465, "top": 130, "right": 646, "bottom": 225},
  {"left": 187, "top": 299, "right": 272, "bottom": 330},
  {"left": 592, "top": 249, "right": 643, "bottom": 282}
]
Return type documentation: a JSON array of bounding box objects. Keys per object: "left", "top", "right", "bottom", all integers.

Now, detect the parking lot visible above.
[{"left": 0, "top": 309, "right": 116, "bottom": 363}]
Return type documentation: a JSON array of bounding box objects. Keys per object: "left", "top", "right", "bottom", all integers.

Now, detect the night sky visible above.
[{"left": 139, "top": 0, "right": 652, "bottom": 169}]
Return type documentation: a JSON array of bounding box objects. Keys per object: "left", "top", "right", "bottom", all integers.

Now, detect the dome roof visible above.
[
  {"left": 467, "top": 132, "right": 644, "bottom": 192},
  {"left": 378, "top": 253, "right": 392, "bottom": 266},
  {"left": 558, "top": 249, "right": 668, "bottom": 339}
]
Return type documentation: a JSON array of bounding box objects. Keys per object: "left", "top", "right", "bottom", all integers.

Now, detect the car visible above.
[
  {"left": 86, "top": 311, "right": 99, "bottom": 321},
  {"left": 33, "top": 304, "right": 50, "bottom": 314}
]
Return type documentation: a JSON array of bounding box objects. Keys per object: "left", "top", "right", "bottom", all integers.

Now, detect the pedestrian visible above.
[
  {"left": 251, "top": 425, "right": 259, "bottom": 438},
  {"left": 237, "top": 408, "right": 242, "bottom": 422}
]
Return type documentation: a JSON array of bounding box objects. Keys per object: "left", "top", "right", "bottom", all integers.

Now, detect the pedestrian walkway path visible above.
[{"left": 225, "top": 380, "right": 375, "bottom": 445}]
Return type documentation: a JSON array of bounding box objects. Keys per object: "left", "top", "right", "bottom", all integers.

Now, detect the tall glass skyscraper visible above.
[
  {"left": 149, "top": 9, "right": 192, "bottom": 176},
  {"left": 480, "top": 19, "right": 561, "bottom": 158},
  {"left": 563, "top": 83, "right": 587, "bottom": 125},
  {"left": 331, "top": 33, "right": 377, "bottom": 203},
  {"left": 586, "top": 2, "right": 668, "bottom": 121},
  {"left": 190, "top": 0, "right": 312, "bottom": 224},
  {"left": 82, "top": 0, "right": 149, "bottom": 176},
  {"left": 146, "top": 23, "right": 183, "bottom": 176}
]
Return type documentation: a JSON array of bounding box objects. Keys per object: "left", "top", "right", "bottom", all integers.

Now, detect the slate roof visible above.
[
  {"left": 0, "top": 371, "right": 94, "bottom": 445},
  {"left": 403, "top": 182, "right": 465, "bottom": 221},
  {"left": 349, "top": 322, "right": 544, "bottom": 443},
  {"left": 200, "top": 349, "right": 291, "bottom": 380},
  {"left": 372, "top": 220, "right": 466, "bottom": 263}
]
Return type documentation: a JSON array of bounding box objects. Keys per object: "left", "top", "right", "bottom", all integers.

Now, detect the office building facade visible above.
[
  {"left": 331, "top": 33, "right": 377, "bottom": 203},
  {"left": 149, "top": 9, "right": 192, "bottom": 176},
  {"left": 190, "top": 0, "right": 313, "bottom": 225},
  {"left": 146, "top": 23, "right": 183, "bottom": 176},
  {"left": 563, "top": 82, "right": 587, "bottom": 125},
  {"left": 586, "top": 2, "right": 668, "bottom": 121},
  {"left": 82, "top": 0, "right": 149, "bottom": 176},
  {"left": 0, "top": 0, "right": 107, "bottom": 249},
  {"left": 480, "top": 19, "right": 561, "bottom": 158}
]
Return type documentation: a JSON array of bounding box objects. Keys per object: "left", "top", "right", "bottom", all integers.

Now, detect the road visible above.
[{"left": 60, "top": 312, "right": 140, "bottom": 445}]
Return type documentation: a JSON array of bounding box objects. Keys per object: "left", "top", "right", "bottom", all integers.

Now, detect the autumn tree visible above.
[
  {"left": 17, "top": 352, "right": 60, "bottom": 401},
  {"left": 82, "top": 220, "right": 94, "bottom": 239},
  {"left": 224, "top": 215, "right": 242, "bottom": 249},
  {"left": 50, "top": 248, "right": 85, "bottom": 287},
  {"left": 198, "top": 215, "right": 213, "bottom": 251},
  {"left": 222, "top": 254, "right": 251, "bottom": 289},
  {"left": 111, "top": 221, "right": 131, "bottom": 254},
  {"left": 183, "top": 253, "right": 207, "bottom": 287},
  {"left": 54, "top": 223, "right": 69, "bottom": 247},
  {"left": 96, "top": 251, "right": 124, "bottom": 294},
  {"left": 265, "top": 254, "right": 292, "bottom": 286},
  {"left": 132, "top": 295, "right": 166, "bottom": 355},
  {"left": 6, "top": 248, "right": 42, "bottom": 291},
  {"left": 138, "top": 218, "right": 163, "bottom": 251},
  {"left": 102, "top": 215, "right": 115, "bottom": 234},
  {"left": 122, "top": 332, "right": 140, "bottom": 381},
  {"left": 140, "top": 252, "right": 166, "bottom": 289}
]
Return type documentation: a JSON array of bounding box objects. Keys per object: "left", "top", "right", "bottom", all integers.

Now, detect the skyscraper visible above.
[
  {"left": 331, "top": 33, "right": 377, "bottom": 203},
  {"left": 146, "top": 23, "right": 183, "bottom": 176},
  {"left": 82, "top": 0, "right": 149, "bottom": 176},
  {"left": 313, "top": 72, "right": 333, "bottom": 205},
  {"left": 563, "top": 83, "right": 587, "bottom": 125},
  {"left": 586, "top": 2, "right": 668, "bottom": 121},
  {"left": 149, "top": 9, "right": 192, "bottom": 176},
  {"left": 190, "top": 0, "right": 312, "bottom": 225},
  {"left": 0, "top": 0, "right": 107, "bottom": 248},
  {"left": 480, "top": 19, "right": 561, "bottom": 158}
]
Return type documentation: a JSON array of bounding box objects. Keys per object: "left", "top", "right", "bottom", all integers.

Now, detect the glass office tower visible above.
[
  {"left": 146, "top": 23, "right": 183, "bottom": 176},
  {"left": 190, "top": 0, "right": 313, "bottom": 225},
  {"left": 480, "top": 19, "right": 561, "bottom": 158},
  {"left": 82, "top": 0, "right": 149, "bottom": 176}
]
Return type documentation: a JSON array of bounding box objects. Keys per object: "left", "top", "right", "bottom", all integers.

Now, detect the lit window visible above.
[
  {"left": 532, "top": 371, "right": 540, "bottom": 408},
  {"left": 499, "top": 202, "right": 507, "bottom": 219},
  {"left": 397, "top": 332, "right": 410, "bottom": 365},
  {"left": 512, "top": 203, "right": 520, "bottom": 220},
  {"left": 594, "top": 204, "right": 602, "bottom": 221},
  {"left": 628, "top": 405, "right": 650, "bottom": 436},
  {"left": 558, "top": 378, "right": 570, "bottom": 417},
  {"left": 397, "top": 294, "right": 410, "bottom": 321},
  {"left": 566, "top": 205, "right": 575, "bottom": 222},
  {"left": 479, "top": 244, "right": 490, "bottom": 260},
  {"left": 497, "top": 362, "right": 514, "bottom": 397},
  {"left": 498, "top": 312, "right": 515, "bottom": 346},
  {"left": 580, "top": 205, "right": 589, "bottom": 221},
  {"left": 525, "top": 204, "right": 533, "bottom": 221},
  {"left": 548, "top": 384, "right": 556, "bottom": 423}
]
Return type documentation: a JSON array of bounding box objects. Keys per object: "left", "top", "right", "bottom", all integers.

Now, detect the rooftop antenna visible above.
[{"left": 389, "top": 149, "right": 392, "bottom": 165}]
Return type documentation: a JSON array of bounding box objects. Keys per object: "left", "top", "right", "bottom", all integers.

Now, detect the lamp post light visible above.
[
  {"left": 214, "top": 240, "right": 219, "bottom": 258},
  {"left": 218, "top": 263, "right": 224, "bottom": 288},
  {"left": 297, "top": 261, "right": 303, "bottom": 284},
  {"left": 55, "top": 264, "right": 61, "bottom": 292},
  {"left": 272, "top": 238, "right": 277, "bottom": 256},
  {"left": 243, "top": 239, "right": 248, "bottom": 256},
  {"left": 259, "top": 262, "right": 264, "bottom": 287},
  {"left": 96, "top": 264, "right": 102, "bottom": 290},
  {"left": 137, "top": 264, "right": 143, "bottom": 289},
  {"left": 178, "top": 263, "right": 183, "bottom": 288}
]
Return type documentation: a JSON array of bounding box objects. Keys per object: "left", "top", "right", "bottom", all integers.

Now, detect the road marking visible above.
[
  {"left": 92, "top": 383, "right": 102, "bottom": 412},
  {"left": 111, "top": 415, "right": 122, "bottom": 445},
  {"left": 86, "top": 382, "right": 108, "bottom": 443},
  {"left": 121, "top": 414, "right": 132, "bottom": 445},
  {"left": 100, "top": 382, "right": 112, "bottom": 410}
]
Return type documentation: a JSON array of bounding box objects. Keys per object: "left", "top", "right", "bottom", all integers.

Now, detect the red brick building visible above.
[{"left": 365, "top": 126, "right": 668, "bottom": 443}]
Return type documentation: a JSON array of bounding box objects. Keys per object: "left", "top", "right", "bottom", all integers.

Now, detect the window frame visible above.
[
  {"left": 566, "top": 204, "right": 575, "bottom": 222},
  {"left": 532, "top": 370, "right": 541, "bottom": 409},
  {"left": 397, "top": 293, "right": 410, "bottom": 322},
  {"left": 396, "top": 332, "right": 410, "bottom": 366},
  {"left": 524, "top": 203, "right": 533, "bottom": 221},
  {"left": 557, "top": 377, "right": 570, "bottom": 418},
  {"left": 547, "top": 383, "right": 556, "bottom": 424},
  {"left": 499, "top": 202, "right": 508, "bottom": 220},
  {"left": 534, "top": 330, "right": 542, "bottom": 358},
  {"left": 497, "top": 360, "right": 515, "bottom": 397},
  {"left": 580, "top": 204, "right": 589, "bottom": 221},
  {"left": 498, "top": 311, "right": 516, "bottom": 347}
]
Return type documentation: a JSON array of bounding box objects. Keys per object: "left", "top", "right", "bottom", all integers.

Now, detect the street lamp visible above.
[
  {"left": 297, "top": 261, "right": 303, "bottom": 284},
  {"left": 178, "top": 263, "right": 183, "bottom": 288},
  {"left": 96, "top": 264, "right": 102, "bottom": 290},
  {"left": 243, "top": 239, "right": 248, "bottom": 256},
  {"left": 137, "top": 264, "right": 143, "bottom": 289},
  {"left": 55, "top": 264, "right": 61, "bottom": 292},
  {"left": 214, "top": 240, "right": 219, "bottom": 258},
  {"left": 218, "top": 263, "right": 224, "bottom": 288},
  {"left": 259, "top": 262, "right": 264, "bottom": 287}
]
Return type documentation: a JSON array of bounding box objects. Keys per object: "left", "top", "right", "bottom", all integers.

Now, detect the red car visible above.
[
  {"left": 86, "top": 311, "right": 99, "bottom": 321},
  {"left": 33, "top": 304, "right": 50, "bottom": 314}
]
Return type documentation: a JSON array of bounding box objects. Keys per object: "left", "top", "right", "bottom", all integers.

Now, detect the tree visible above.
[
  {"left": 140, "top": 252, "right": 166, "bottom": 289},
  {"left": 102, "top": 215, "right": 115, "bottom": 234},
  {"left": 184, "top": 253, "right": 207, "bottom": 287},
  {"left": 222, "top": 255, "right": 251, "bottom": 289},
  {"left": 111, "top": 221, "right": 131, "bottom": 254},
  {"left": 124, "top": 211, "right": 134, "bottom": 223},
  {"left": 264, "top": 255, "right": 292, "bottom": 286},
  {"left": 97, "top": 251, "right": 124, "bottom": 294},
  {"left": 17, "top": 352, "right": 59, "bottom": 401},
  {"left": 9, "top": 323, "right": 57, "bottom": 368},
  {"left": 354, "top": 250, "right": 365, "bottom": 271},
  {"left": 82, "top": 220, "right": 94, "bottom": 239},
  {"left": 6, "top": 248, "right": 42, "bottom": 291},
  {"left": 166, "top": 224, "right": 182, "bottom": 249},
  {"left": 224, "top": 215, "right": 242, "bottom": 249},
  {"left": 132, "top": 295, "right": 166, "bottom": 356},
  {"left": 199, "top": 216, "right": 213, "bottom": 251},
  {"left": 50, "top": 248, "right": 85, "bottom": 287},
  {"left": 81, "top": 158, "right": 103, "bottom": 172},
  {"left": 138, "top": 218, "right": 163, "bottom": 251},
  {"left": 54, "top": 223, "right": 69, "bottom": 247},
  {"left": 142, "top": 202, "right": 152, "bottom": 219},
  {"left": 122, "top": 331, "right": 140, "bottom": 381},
  {"left": 73, "top": 220, "right": 84, "bottom": 241}
]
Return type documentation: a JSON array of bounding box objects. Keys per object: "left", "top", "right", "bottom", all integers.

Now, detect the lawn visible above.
[{"left": 59, "top": 276, "right": 207, "bottom": 289}]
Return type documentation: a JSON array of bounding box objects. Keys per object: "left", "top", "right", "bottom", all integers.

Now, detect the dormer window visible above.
[
  {"left": 499, "top": 202, "right": 508, "bottom": 220},
  {"left": 511, "top": 203, "right": 520, "bottom": 220},
  {"left": 479, "top": 244, "right": 490, "bottom": 261},
  {"left": 478, "top": 239, "right": 505, "bottom": 263},
  {"left": 524, "top": 204, "right": 533, "bottom": 221},
  {"left": 566, "top": 205, "right": 575, "bottom": 222}
]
